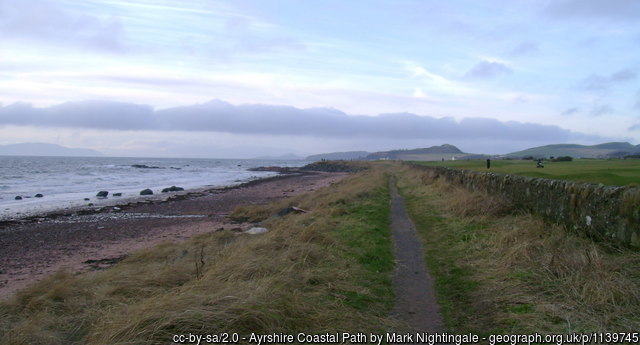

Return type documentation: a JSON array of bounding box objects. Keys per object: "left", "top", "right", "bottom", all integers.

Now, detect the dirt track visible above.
[{"left": 389, "top": 176, "right": 446, "bottom": 335}]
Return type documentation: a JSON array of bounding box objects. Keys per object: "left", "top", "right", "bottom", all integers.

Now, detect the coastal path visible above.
[{"left": 389, "top": 176, "right": 446, "bottom": 333}]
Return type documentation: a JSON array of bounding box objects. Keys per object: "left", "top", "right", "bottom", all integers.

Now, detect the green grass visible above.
[
  {"left": 416, "top": 158, "right": 640, "bottom": 186},
  {"left": 331, "top": 179, "right": 395, "bottom": 315}
]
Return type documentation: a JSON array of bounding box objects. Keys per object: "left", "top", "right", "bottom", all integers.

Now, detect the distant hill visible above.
[
  {"left": 0, "top": 143, "right": 104, "bottom": 157},
  {"left": 365, "top": 144, "right": 466, "bottom": 161},
  {"left": 506, "top": 142, "right": 640, "bottom": 159},
  {"left": 592, "top": 142, "right": 637, "bottom": 150},
  {"left": 306, "top": 151, "right": 370, "bottom": 161}
]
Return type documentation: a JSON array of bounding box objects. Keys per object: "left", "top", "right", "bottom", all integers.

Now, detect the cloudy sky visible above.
[{"left": 0, "top": 0, "right": 639, "bottom": 158}]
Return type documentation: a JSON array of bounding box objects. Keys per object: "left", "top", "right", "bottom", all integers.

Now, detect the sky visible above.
[{"left": 0, "top": 0, "right": 639, "bottom": 158}]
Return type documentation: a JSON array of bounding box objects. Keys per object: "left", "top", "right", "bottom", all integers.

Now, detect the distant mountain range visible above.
[
  {"left": 505, "top": 142, "right": 640, "bottom": 159},
  {"left": 0, "top": 143, "right": 104, "bottom": 157},
  {"left": 252, "top": 153, "right": 304, "bottom": 160},
  {"left": 364, "top": 144, "right": 464, "bottom": 160},
  {"left": 305, "top": 142, "right": 640, "bottom": 162},
  {"left": 306, "top": 151, "right": 370, "bottom": 161},
  {"left": 307, "top": 144, "right": 467, "bottom": 161},
  {"left": 5, "top": 141, "right": 635, "bottom": 160}
]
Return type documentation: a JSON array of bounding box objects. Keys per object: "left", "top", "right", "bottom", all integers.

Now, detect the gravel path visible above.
[{"left": 389, "top": 176, "right": 446, "bottom": 334}]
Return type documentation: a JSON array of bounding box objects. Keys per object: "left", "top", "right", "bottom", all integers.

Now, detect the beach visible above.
[{"left": 0, "top": 170, "right": 348, "bottom": 299}]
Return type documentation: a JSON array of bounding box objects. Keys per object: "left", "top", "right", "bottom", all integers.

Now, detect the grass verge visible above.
[
  {"left": 0, "top": 165, "right": 399, "bottom": 344},
  {"left": 394, "top": 163, "right": 640, "bottom": 334}
]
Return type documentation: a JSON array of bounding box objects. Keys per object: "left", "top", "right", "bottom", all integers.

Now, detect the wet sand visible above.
[{"left": 0, "top": 171, "right": 348, "bottom": 299}]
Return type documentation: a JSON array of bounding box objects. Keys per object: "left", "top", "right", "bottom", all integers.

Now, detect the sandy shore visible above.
[{"left": 0, "top": 171, "right": 348, "bottom": 299}]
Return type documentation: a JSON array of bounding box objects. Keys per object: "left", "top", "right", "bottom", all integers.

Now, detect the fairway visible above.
[{"left": 414, "top": 159, "right": 640, "bottom": 186}]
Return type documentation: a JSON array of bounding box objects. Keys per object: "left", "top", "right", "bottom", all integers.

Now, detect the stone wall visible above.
[{"left": 409, "top": 164, "right": 640, "bottom": 248}]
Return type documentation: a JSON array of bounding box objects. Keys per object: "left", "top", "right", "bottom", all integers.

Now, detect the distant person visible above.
[
  {"left": 486, "top": 158, "right": 491, "bottom": 169},
  {"left": 536, "top": 159, "right": 544, "bottom": 168}
]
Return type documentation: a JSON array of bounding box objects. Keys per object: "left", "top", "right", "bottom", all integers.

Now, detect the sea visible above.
[{"left": 0, "top": 156, "right": 306, "bottom": 220}]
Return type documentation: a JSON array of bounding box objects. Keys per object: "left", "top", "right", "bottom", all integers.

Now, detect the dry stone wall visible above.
[{"left": 409, "top": 164, "right": 640, "bottom": 248}]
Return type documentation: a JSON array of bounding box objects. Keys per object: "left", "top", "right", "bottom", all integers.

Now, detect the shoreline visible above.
[
  {"left": 0, "top": 156, "right": 307, "bottom": 223},
  {"left": 0, "top": 169, "right": 305, "bottom": 227},
  {"left": 0, "top": 169, "right": 348, "bottom": 299}
]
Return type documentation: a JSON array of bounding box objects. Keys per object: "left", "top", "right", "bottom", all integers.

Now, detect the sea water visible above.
[{"left": 0, "top": 156, "right": 305, "bottom": 220}]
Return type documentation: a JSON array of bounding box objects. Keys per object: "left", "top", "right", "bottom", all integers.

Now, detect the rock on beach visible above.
[
  {"left": 140, "top": 189, "right": 153, "bottom": 195},
  {"left": 96, "top": 191, "right": 109, "bottom": 198},
  {"left": 161, "top": 186, "right": 185, "bottom": 193}
]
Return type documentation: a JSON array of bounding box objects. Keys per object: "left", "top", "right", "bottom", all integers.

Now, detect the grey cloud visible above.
[
  {"left": 0, "top": 99, "right": 604, "bottom": 144},
  {"left": 561, "top": 107, "right": 580, "bottom": 115},
  {"left": 464, "top": 61, "right": 512, "bottom": 80},
  {"left": 508, "top": 41, "right": 539, "bottom": 57},
  {"left": 0, "top": 100, "right": 154, "bottom": 130},
  {"left": 0, "top": 0, "right": 125, "bottom": 52},
  {"left": 611, "top": 69, "right": 637, "bottom": 82},
  {"left": 628, "top": 123, "right": 640, "bottom": 131},
  {"left": 578, "top": 68, "right": 637, "bottom": 91},
  {"left": 544, "top": 0, "right": 640, "bottom": 22},
  {"left": 579, "top": 75, "right": 609, "bottom": 91},
  {"left": 590, "top": 104, "right": 614, "bottom": 116}
]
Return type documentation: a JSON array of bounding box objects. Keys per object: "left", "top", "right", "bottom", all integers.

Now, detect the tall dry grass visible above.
[
  {"left": 1, "top": 164, "right": 401, "bottom": 344},
  {"left": 395, "top": 163, "right": 640, "bottom": 333}
]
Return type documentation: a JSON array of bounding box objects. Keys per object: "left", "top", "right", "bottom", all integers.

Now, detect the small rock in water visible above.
[
  {"left": 34, "top": 193, "right": 44, "bottom": 198},
  {"left": 131, "top": 164, "right": 160, "bottom": 169},
  {"left": 96, "top": 191, "right": 109, "bottom": 198},
  {"left": 140, "top": 188, "right": 153, "bottom": 195},
  {"left": 15, "top": 196, "right": 22, "bottom": 200},
  {"left": 162, "top": 186, "right": 185, "bottom": 193},
  {"left": 88, "top": 203, "right": 94, "bottom": 206},
  {"left": 84, "top": 198, "right": 91, "bottom": 201},
  {"left": 113, "top": 192, "right": 122, "bottom": 197}
]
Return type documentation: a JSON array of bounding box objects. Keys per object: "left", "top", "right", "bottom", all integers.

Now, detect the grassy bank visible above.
[
  {"left": 0, "top": 165, "right": 399, "bottom": 344},
  {"left": 416, "top": 159, "right": 640, "bottom": 186},
  {"left": 394, "top": 164, "right": 640, "bottom": 333}
]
